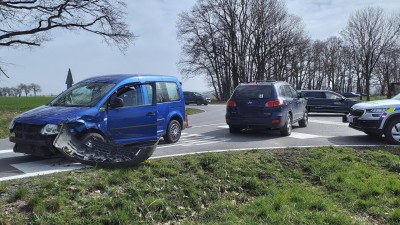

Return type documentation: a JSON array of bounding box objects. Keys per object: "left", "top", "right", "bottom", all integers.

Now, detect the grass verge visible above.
[
  {"left": 0, "top": 97, "right": 54, "bottom": 139},
  {"left": 1, "top": 146, "right": 400, "bottom": 224}
]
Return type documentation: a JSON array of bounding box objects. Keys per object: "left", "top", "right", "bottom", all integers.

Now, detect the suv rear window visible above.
[{"left": 233, "top": 85, "right": 272, "bottom": 100}]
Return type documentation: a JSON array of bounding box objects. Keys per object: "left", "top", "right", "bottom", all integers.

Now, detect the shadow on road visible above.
[
  {"left": 190, "top": 125, "right": 306, "bottom": 143},
  {"left": 327, "top": 134, "right": 388, "bottom": 146}
]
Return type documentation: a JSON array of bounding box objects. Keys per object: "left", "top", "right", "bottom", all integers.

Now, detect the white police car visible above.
[{"left": 345, "top": 93, "right": 400, "bottom": 144}]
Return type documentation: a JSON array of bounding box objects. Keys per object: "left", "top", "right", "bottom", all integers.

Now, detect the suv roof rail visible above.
[{"left": 255, "top": 80, "right": 276, "bottom": 83}]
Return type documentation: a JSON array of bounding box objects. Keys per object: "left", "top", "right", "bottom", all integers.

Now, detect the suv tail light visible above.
[
  {"left": 265, "top": 99, "right": 284, "bottom": 107},
  {"left": 227, "top": 100, "right": 237, "bottom": 107}
]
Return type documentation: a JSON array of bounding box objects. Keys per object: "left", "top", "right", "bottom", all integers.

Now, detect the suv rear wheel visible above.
[
  {"left": 164, "top": 120, "right": 181, "bottom": 143},
  {"left": 280, "top": 114, "right": 292, "bottom": 136},
  {"left": 384, "top": 118, "right": 400, "bottom": 144},
  {"left": 298, "top": 111, "right": 308, "bottom": 127}
]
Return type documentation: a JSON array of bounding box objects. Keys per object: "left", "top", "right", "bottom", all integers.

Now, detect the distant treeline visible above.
[{"left": 0, "top": 83, "right": 42, "bottom": 97}]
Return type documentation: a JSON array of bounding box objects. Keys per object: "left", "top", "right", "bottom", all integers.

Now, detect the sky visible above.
[{"left": 1, "top": 0, "right": 400, "bottom": 96}]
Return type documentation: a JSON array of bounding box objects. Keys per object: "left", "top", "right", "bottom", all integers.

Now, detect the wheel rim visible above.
[
  {"left": 390, "top": 122, "right": 400, "bottom": 143},
  {"left": 287, "top": 116, "right": 292, "bottom": 133},
  {"left": 304, "top": 113, "right": 308, "bottom": 125},
  {"left": 169, "top": 122, "right": 181, "bottom": 141}
]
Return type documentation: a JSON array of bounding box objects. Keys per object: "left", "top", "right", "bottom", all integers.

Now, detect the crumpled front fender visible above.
[{"left": 53, "top": 123, "right": 158, "bottom": 167}]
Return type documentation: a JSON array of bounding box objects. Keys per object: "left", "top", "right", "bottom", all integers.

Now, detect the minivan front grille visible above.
[
  {"left": 13, "top": 123, "right": 44, "bottom": 140},
  {"left": 350, "top": 109, "right": 364, "bottom": 117}
]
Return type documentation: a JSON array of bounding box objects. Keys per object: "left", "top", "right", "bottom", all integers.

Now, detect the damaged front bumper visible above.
[{"left": 53, "top": 124, "right": 158, "bottom": 166}]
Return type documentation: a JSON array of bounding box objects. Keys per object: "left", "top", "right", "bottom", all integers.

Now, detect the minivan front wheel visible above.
[
  {"left": 280, "top": 114, "right": 292, "bottom": 136},
  {"left": 164, "top": 120, "right": 181, "bottom": 143},
  {"left": 81, "top": 132, "right": 105, "bottom": 148}
]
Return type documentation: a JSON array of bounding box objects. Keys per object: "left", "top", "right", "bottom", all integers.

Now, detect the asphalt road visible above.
[{"left": 0, "top": 104, "right": 388, "bottom": 181}]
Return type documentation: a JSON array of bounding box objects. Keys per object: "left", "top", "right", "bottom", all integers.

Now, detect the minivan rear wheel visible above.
[
  {"left": 164, "top": 120, "right": 181, "bottom": 143},
  {"left": 280, "top": 114, "right": 292, "bottom": 136}
]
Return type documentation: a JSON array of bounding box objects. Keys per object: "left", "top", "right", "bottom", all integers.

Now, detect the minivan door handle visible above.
[{"left": 146, "top": 112, "right": 156, "bottom": 117}]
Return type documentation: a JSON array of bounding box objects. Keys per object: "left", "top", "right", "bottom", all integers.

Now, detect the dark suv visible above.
[
  {"left": 183, "top": 91, "right": 210, "bottom": 105},
  {"left": 225, "top": 81, "right": 308, "bottom": 135},
  {"left": 300, "top": 90, "right": 360, "bottom": 113}
]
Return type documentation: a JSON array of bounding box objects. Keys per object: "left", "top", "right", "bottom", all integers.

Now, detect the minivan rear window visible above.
[{"left": 233, "top": 86, "right": 272, "bottom": 100}]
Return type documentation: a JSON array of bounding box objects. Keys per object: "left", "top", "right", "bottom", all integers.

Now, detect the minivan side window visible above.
[
  {"left": 113, "top": 84, "right": 153, "bottom": 107},
  {"left": 156, "top": 82, "right": 180, "bottom": 103}
]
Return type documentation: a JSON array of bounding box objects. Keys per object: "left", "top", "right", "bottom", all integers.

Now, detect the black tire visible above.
[
  {"left": 384, "top": 118, "right": 400, "bottom": 144},
  {"left": 298, "top": 111, "right": 308, "bottom": 128},
  {"left": 81, "top": 132, "right": 105, "bottom": 148},
  {"left": 280, "top": 114, "right": 292, "bottom": 136},
  {"left": 196, "top": 100, "right": 202, "bottom": 105},
  {"left": 229, "top": 125, "right": 242, "bottom": 133},
  {"left": 164, "top": 120, "right": 181, "bottom": 143}
]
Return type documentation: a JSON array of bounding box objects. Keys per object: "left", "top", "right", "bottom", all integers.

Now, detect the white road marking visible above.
[
  {"left": 0, "top": 149, "right": 14, "bottom": 154},
  {"left": 290, "top": 132, "right": 331, "bottom": 139},
  {"left": 308, "top": 119, "right": 348, "bottom": 126},
  {"left": 0, "top": 159, "right": 88, "bottom": 182},
  {"left": 190, "top": 123, "right": 226, "bottom": 128},
  {"left": 220, "top": 120, "right": 347, "bottom": 128},
  {"left": 158, "top": 133, "right": 228, "bottom": 149}
]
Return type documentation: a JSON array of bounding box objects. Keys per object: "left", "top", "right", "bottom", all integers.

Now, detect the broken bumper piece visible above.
[{"left": 53, "top": 124, "right": 158, "bottom": 166}]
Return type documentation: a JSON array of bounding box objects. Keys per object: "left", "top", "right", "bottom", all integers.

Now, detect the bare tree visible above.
[
  {"left": 0, "top": 0, "right": 135, "bottom": 77},
  {"left": 178, "top": 0, "right": 307, "bottom": 100},
  {"left": 16, "top": 84, "right": 26, "bottom": 97},
  {"left": 341, "top": 7, "right": 400, "bottom": 100},
  {"left": 30, "top": 83, "right": 42, "bottom": 96},
  {"left": 375, "top": 46, "right": 400, "bottom": 97}
]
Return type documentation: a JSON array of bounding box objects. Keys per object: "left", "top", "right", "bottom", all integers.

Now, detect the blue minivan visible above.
[{"left": 9, "top": 74, "right": 186, "bottom": 166}]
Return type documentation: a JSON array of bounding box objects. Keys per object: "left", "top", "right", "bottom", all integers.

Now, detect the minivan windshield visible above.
[
  {"left": 233, "top": 85, "right": 272, "bottom": 100},
  {"left": 50, "top": 82, "right": 115, "bottom": 107}
]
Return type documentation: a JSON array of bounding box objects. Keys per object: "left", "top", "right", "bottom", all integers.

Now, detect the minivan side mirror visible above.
[{"left": 110, "top": 97, "right": 124, "bottom": 109}]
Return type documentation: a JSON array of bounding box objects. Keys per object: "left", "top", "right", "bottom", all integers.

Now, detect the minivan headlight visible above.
[
  {"left": 9, "top": 119, "right": 15, "bottom": 130},
  {"left": 366, "top": 108, "right": 389, "bottom": 113},
  {"left": 40, "top": 124, "right": 60, "bottom": 135}
]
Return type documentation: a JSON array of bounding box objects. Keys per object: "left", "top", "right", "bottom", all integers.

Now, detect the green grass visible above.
[
  {"left": 0, "top": 96, "right": 54, "bottom": 111},
  {"left": 0, "top": 96, "right": 54, "bottom": 139},
  {"left": 0, "top": 146, "right": 400, "bottom": 224}
]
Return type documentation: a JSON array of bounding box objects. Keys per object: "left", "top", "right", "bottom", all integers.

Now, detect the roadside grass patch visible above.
[
  {"left": 0, "top": 96, "right": 54, "bottom": 139},
  {"left": 0, "top": 146, "right": 399, "bottom": 224},
  {"left": 186, "top": 107, "right": 203, "bottom": 115}
]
